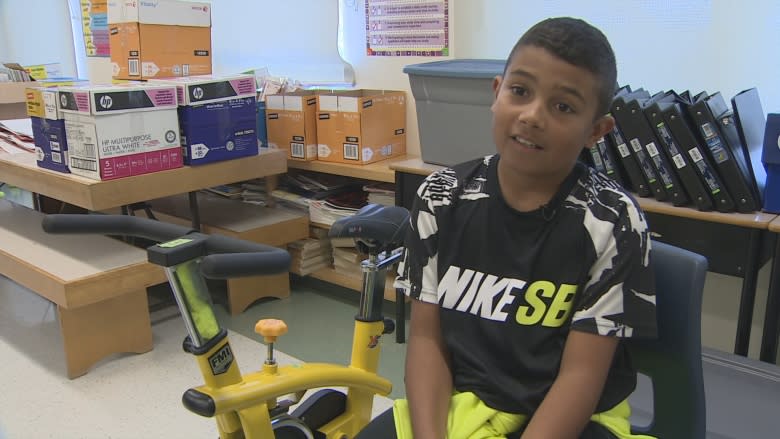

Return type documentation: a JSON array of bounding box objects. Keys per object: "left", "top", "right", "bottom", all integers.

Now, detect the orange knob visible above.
[{"left": 255, "top": 319, "right": 288, "bottom": 343}]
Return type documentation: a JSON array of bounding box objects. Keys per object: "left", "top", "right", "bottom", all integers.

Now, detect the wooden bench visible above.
[
  {"left": 135, "top": 192, "right": 309, "bottom": 314},
  {"left": 0, "top": 200, "right": 167, "bottom": 378}
]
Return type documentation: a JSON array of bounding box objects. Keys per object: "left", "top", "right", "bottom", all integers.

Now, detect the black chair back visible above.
[{"left": 629, "top": 241, "right": 708, "bottom": 438}]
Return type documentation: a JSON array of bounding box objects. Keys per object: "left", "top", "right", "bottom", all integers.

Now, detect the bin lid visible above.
[{"left": 403, "top": 59, "right": 505, "bottom": 79}]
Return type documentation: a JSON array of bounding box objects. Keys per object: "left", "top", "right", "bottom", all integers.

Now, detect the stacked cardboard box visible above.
[
  {"left": 265, "top": 92, "right": 319, "bottom": 161},
  {"left": 265, "top": 89, "right": 407, "bottom": 165},
  {"left": 25, "top": 79, "right": 90, "bottom": 173},
  {"left": 108, "top": 0, "right": 212, "bottom": 80},
  {"left": 149, "top": 74, "right": 259, "bottom": 165},
  {"left": 316, "top": 90, "right": 406, "bottom": 165},
  {"left": 57, "top": 83, "right": 183, "bottom": 180}
]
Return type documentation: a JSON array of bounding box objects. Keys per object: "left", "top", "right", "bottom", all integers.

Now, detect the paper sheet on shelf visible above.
[{"left": 0, "top": 118, "right": 33, "bottom": 136}]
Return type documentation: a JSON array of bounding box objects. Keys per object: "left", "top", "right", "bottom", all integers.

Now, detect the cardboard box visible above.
[
  {"left": 58, "top": 84, "right": 182, "bottom": 180},
  {"left": 149, "top": 74, "right": 259, "bottom": 165},
  {"left": 30, "top": 117, "right": 69, "bottom": 173},
  {"left": 265, "top": 92, "right": 319, "bottom": 161},
  {"left": 315, "top": 90, "right": 406, "bottom": 165},
  {"left": 108, "top": 1, "right": 212, "bottom": 81},
  {"left": 108, "top": 0, "right": 211, "bottom": 26},
  {"left": 0, "top": 82, "right": 29, "bottom": 119},
  {"left": 25, "top": 82, "right": 89, "bottom": 173},
  {"left": 149, "top": 74, "right": 255, "bottom": 106},
  {"left": 109, "top": 23, "right": 212, "bottom": 80}
]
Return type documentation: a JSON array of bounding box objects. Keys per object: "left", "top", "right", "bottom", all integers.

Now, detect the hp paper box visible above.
[
  {"left": 150, "top": 74, "right": 259, "bottom": 165},
  {"left": 58, "top": 84, "right": 182, "bottom": 180}
]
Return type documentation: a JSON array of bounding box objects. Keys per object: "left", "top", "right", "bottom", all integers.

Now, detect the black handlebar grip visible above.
[
  {"left": 200, "top": 233, "right": 291, "bottom": 279},
  {"left": 200, "top": 252, "right": 291, "bottom": 279},
  {"left": 42, "top": 214, "right": 195, "bottom": 242}
]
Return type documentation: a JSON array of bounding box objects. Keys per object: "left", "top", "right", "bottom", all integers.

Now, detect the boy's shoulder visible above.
[
  {"left": 420, "top": 155, "right": 494, "bottom": 201},
  {"left": 576, "top": 165, "right": 643, "bottom": 213}
]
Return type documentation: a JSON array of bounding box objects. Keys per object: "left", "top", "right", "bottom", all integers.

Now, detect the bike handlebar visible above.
[
  {"left": 42, "top": 213, "right": 195, "bottom": 242},
  {"left": 42, "top": 214, "right": 291, "bottom": 279}
]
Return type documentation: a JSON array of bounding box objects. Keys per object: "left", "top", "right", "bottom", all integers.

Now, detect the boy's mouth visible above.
[{"left": 512, "top": 136, "right": 542, "bottom": 150}]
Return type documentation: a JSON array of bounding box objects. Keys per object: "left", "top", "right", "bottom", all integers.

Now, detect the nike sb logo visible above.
[{"left": 438, "top": 266, "right": 577, "bottom": 327}]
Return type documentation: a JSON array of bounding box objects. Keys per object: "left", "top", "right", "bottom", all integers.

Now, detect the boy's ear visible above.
[
  {"left": 586, "top": 114, "right": 615, "bottom": 148},
  {"left": 492, "top": 75, "right": 502, "bottom": 98}
]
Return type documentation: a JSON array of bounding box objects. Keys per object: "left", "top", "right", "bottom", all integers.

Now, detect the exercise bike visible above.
[{"left": 42, "top": 203, "right": 409, "bottom": 439}]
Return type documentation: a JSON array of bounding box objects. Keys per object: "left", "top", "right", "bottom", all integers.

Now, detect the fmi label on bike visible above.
[{"left": 208, "top": 343, "right": 234, "bottom": 375}]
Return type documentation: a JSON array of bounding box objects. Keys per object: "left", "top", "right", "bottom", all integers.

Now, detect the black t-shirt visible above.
[{"left": 396, "top": 154, "right": 657, "bottom": 414}]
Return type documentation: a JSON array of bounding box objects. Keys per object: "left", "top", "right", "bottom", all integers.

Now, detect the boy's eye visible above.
[
  {"left": 556, "top": 102, "right": 574, "bottom": 113},
  {"left": 509, "top": 86, "right": 527, "bottom": 96}
]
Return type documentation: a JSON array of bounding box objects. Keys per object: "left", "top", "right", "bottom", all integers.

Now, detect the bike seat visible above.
[{"left": 329, "top": 204, "right": 409, "bottom": 248}]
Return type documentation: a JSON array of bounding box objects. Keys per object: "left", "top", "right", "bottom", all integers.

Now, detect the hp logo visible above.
[
  {"left": 60, "top": 94, "right": 68, "bottom": 108},
  {"left": 192, "top": 87, "right": 204, "bottom": 100},
  {"left": 99, "top": 95, "right": 113, "bottom": 109},
  {"left": 165, "top": 130, "right": 177, "bottom": 143}
]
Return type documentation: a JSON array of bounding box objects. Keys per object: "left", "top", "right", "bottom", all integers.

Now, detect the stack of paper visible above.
[{"left": 288, "top": 238, "right": 332, "bottom": 276}]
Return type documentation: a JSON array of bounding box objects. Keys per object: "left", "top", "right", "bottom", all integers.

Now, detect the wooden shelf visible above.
[
  {"left": 0, "top": 148, "right": 287, "bottom": 211},
  {"left": 309, "top": 266, "right": 401, "bottom": 302},
  {"left": 287, "top": 155, "right": 413, "bottom": 183}
]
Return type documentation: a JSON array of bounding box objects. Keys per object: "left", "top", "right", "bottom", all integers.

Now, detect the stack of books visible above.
[
  {"left": 288, "top": 238, "right": 332, "bottom": 276},
  {"left": 332, "top": 245, "right": 365, "bottom": 279},
  {"left": 363, "top": 182, "right": 396, "bottom": 206}
]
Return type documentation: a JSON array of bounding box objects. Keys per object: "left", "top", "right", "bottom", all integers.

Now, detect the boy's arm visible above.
[
  {"left": 520, "top": 330, "right": 618, "bottom": 439},
  {"left": 405, "top": 299, "right": 452, "bottom": 439}
]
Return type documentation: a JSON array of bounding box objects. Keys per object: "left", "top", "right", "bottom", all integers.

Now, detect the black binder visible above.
[
  {"left": 592, "top": 135, "right": 627, "bottom": 186},
  {"left": 606, "top": 112, "right": 650, "bottom": 196},
  {"left": 688, "top": 93, "right": 758, "bottom": 212},
  {"left": 731, "top": 88, "right": 767, "bottom": 208},
  {"left": 662, "top": 100, "right": 735, "bottom": 212},
  {"left": 645, "top": 99, "right": 713, "bottom": 211},
  {"left": 611, "top": 90, "right": 669, "bottom": 201},
  {"left": 629, "top": 96, "right": 689, "bottom": 206}
]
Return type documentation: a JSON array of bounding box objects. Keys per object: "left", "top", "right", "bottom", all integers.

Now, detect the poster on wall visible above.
[
  {"left": 81, "top": 0, "right": 109, "bottom": 57},
  {"left": 366, "top": 0, "right": 449, "bottom": 56}
]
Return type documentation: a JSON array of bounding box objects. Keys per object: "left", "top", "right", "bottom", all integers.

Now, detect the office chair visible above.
[{"left": 628, "top": 240, "right": 708, "bottom": 438}]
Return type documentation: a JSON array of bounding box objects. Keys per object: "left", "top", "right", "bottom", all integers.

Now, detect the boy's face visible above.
[{"left": 491, "top": 45, "right": 614, "bottom": 183}]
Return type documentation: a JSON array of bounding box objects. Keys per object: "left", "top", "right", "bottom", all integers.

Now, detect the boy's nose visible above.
[{"left": 517, "top": 100, "right": 545, "bottom": 129}]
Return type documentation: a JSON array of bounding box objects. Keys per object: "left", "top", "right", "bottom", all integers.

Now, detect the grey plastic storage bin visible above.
[{"left": 404, "top": 59, "right": 505, "bottom": 166}]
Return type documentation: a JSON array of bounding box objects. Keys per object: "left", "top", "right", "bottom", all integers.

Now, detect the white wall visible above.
[
  {"left": 0, "top": 0, "right": 77, "bottom": 77},
  {"left": 454, "top": 0, "right": 780, "bottom": 114}
]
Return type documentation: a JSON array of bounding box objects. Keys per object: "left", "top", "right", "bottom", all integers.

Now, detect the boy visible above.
[{"left": 358, "top": 17, "right": 657, "bottom": 439}]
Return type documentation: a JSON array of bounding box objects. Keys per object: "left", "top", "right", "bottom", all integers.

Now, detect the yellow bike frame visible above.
[{"left": 164, "top": 244, "right": 399, "bottom": 439}]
